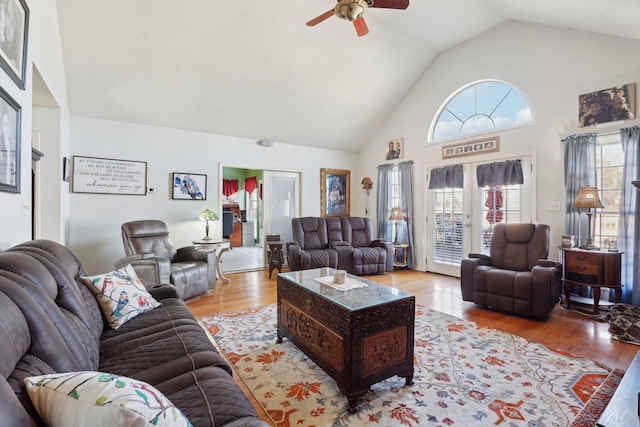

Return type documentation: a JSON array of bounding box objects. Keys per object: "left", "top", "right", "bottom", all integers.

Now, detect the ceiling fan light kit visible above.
[
  {"left": 335, "top": 0, "right": 367, "bottom": 22},
  {"left": 307, "top": 0, "right": 409, "bottom": 37}
]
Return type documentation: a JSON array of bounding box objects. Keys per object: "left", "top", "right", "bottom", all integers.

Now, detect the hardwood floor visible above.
[{"left": 187, "top": 268, "right": 638, "bottom": 424}]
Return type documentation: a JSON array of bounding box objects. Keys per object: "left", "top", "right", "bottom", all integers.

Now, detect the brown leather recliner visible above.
[
  {"left": 460, "top": 223, "right": 562, "bottom": 321},
  {"left": 117, "top": 220, "right": 216, "bottom": 300}
]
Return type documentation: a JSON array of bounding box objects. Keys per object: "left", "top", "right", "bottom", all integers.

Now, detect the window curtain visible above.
[
  {"left": 398, "top": 161, "right": 415, "bottom": 268},
  {"left": 245, "top": 176, "right": 257, "bottom": 194},
  {"left": 563, "top": 132, "right": 597, "bottom": 299},
  {"left": 428, "top": 164, "right": 463, "bottom": 189},
  {"left": 619, "top": 126, "right": 640, "bottom": 305},
  {"left": 563, "top": 133, "right": 596, "bottom": 246},
  {"left": 376, "top": 164, "right": 394, "bottom": 240},
  {"left": 476, "top": 159, "right": 523, "bottom": 187},
  {"left": 222, "top": 179, "right": 239, "bottom": 197}
]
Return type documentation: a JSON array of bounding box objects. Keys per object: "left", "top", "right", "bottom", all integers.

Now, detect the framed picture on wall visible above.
[
  {"left": 172, "top": 172, "right": 207, "bottom": 200},
  {"left": 0, "top": 0, "right": 29, "bottom": 89},
  {"left": 0, "top": 84, "right": 21, "bottom": 193},
  {"left": 385, "top": 137, "right": 404, "bottom": 160},
  {"left": 321, "top": 168, "right": 350, "bottom": 217},
  {"left": 442, "top": 136, "right": 500, "bottom": 159},
  {"left": 578, "top": 83, "right": 636, "bottom": 127}
]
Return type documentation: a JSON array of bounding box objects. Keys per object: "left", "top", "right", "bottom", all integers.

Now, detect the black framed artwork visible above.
[
  {"left": 0, "top": 0, "right": 29, "bottom": 89},
  {"left": 0, "top": 83, "right": 21, "bottom": 193},
  {"left": 172, "top": 172, "right": 207, "bottom": 200}
]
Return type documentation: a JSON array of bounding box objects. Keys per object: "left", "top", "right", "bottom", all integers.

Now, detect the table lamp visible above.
[
  {"left": 389, "top": 207, "right": 405, "bottom": 245},
  {"left": 199, "top": 209, "right": 219, "bottom": 241},
  {"left": 572, "top": 187, "right": 604, "bottom": 250}
]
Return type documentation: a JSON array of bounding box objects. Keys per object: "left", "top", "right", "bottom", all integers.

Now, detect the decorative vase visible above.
[{"left": 561, "top": 235, "right": 576, "bottom": 248}]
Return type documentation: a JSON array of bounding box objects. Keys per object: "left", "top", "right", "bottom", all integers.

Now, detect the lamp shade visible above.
[
  {"left": 389, "top": 207, "right": 405, "bottom": 221},
  {"left": 200, "top": 209, "right": 218, "bottom": 222},
  {"left": 572, "top": 187, "right": 604, "bottom": 209}
]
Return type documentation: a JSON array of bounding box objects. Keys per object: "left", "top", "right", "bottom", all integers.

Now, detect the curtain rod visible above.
[{"left": 561, "top": 124, "right": 640, "bottom": 142}]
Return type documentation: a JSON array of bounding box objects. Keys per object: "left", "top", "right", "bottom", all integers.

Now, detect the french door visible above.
[
  {"left": 426, "top": 156, "right": 533, "bottom": 277},
  {"left": 262, "top": 170, "right": 301, "bottom": 265}
]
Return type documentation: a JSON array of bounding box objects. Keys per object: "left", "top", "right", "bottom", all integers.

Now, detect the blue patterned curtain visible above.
[{"left": 619, "top": 126, "right": 640, "bottom": 305}]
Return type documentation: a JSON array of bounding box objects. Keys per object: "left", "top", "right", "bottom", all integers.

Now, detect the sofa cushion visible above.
[
  {"left": 81, "top": 264, "right": 160, "bottom": 329},
  {"left": 24, "top": 371, "right": 191, "bottom": 427}
]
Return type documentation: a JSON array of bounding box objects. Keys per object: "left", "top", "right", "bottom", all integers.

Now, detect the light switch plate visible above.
[{"left": 549, "top": 201, "right": 561, "bottom": 211}]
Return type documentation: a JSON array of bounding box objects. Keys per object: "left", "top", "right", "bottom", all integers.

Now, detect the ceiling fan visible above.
[{"left": 306, "top": 0, "right": 410, "bottom": 37}]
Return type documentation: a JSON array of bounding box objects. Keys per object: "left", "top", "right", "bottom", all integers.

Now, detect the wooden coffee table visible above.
[{"left": 276, "top": 268, "right": 415, "bottom": 413}]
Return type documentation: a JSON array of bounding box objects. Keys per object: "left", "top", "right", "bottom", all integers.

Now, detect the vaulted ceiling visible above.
[{"left": 53, "top": 0, "right": 640, "bottom": 152}]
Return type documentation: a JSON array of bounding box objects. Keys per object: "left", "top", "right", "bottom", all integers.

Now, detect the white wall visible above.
[
  {"left": 69, "top": 116, "right": 357, "bottom": 274},
  {"left": 0, "top": 0, "right": 70, "bottom": 249},
  {"left": 358, "top": 21, "right": 640, "bottom": 270}
]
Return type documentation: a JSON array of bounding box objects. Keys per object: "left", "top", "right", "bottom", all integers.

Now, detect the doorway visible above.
[
  {"left": 220, "top": 165, "right": 301, "bottom": 273},
  {"left": 425, "top": 155, "right": 534, "bottom": 277}
]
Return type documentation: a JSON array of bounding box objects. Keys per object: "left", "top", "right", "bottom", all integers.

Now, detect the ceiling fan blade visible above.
[
  {"left": 369, "top": 0, "right": 409, "bottom": 9},
  {"left": 353, "top": 17, "right": 369, "bottom": 37},
  {"left": 306, "top": 10, "right": 335, "bottom": 27}
]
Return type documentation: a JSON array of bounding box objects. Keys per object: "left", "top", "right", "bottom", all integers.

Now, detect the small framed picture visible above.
[
  {"left": 172, "top": 172, "right": 207, "bottom": 200},
  {"left": 442, "top": 136, "right": 500, "bottom": 159},
  {"left": 385, "top": 137, "right": 404, "bottom": 161},
  {"left": 578, "top": 83, "right": 636, "bottom": 127}
]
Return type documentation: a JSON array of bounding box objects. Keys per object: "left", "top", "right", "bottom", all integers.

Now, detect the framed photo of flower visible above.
[{"left": 321, "top": 168, "right": 350, "bottom": 217}]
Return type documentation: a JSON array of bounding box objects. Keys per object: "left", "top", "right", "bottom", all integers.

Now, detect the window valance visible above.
[
  {"left": 428, "top": 164, "right": 463, "bottom": 189},
  {"left": 476, "top": 159, "right": 523, "bottom": 187}
]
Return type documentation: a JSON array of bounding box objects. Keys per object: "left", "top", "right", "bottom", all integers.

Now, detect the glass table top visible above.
[{"left": 278, "top": 268, "right": 414, "bottom": 312}]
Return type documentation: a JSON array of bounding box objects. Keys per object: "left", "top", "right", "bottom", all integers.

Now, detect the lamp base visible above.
[
  {"left": 202, "top": 236, "right": 212, "bottom": 241},
  {"left": 392, "top": 240, "right": 401, "bottom": 246},
  {"left": 579, "top": 242, "right": 599, "bottom": 250}
]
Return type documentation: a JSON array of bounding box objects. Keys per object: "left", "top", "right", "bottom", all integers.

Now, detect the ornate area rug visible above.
[{"left": 201, "top": 305, "right": 623, "bottom": 427}]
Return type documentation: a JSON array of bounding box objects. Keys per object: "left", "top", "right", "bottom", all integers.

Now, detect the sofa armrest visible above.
[
  {"left": 174, "top": 246, "right": 216, "bottom": 265},
  {"left": 330, "top": 241, "right": 351, "bottom": 247},
  {"left": 460, "top": 255, "right": 492, "bottom": 302},
  {"left": 536, "top": 259, "right": 562, "bottom": 268},
  {"left": 530, "top": 263, "right": 563, "bottom": 320},
  {"left": 286, "top": 242, "right": 302, "bottom": 271},
  {"left": 114, "top": 255, "right": 171, "bottom": 292},
  {"left": 372, "top": 240, "right": 394, "bottom": 271},
  {"left": 468, "top": 253, "right": 491, "bottom": 262}
]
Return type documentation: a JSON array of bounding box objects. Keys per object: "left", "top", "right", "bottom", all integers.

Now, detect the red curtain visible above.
[
  {"left": 222, "top": 179, "right": 239, "bottom": 196},
  {"left": 245, "top": 176, "right": 257, "bottom": 194}
]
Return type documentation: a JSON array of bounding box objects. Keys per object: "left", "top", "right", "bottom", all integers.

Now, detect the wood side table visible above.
[
  {"left": 393, "top": 243, "right": 410, "bottom": 269},
  {"left": 193, "top": 238, "right": 231, "bottom": 284},
  {"left": 267, "top": 240, "right": 284, "bottom": 279},
  {"left": 559, "top": 247, "right": 623, "bottom": 315}
]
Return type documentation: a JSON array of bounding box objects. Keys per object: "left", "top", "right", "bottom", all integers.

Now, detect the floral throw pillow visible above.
[
  {"left": 24, "top": 371, "right": 192, "bottom": 427},
  {"left": 81, "top": 264, "right": 160, "bottom": 329}
]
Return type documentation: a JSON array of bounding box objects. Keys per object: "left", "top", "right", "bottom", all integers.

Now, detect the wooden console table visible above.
[{"left": 559, "top": 247, "right": 622, "bottom": 315}]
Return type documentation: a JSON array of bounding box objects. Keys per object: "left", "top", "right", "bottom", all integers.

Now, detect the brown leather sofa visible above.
[
  {"left": 287, "top": 216, "right": 393, "bottom": 275},
  {"left": 118, "top": 219, "right": 216, "bottom": 300},
  {"left": 0, "top": 239, "right": 269, "bottom": 427},
  {"left": 460, "top": 223, "right": 562, "bottom": 321}
]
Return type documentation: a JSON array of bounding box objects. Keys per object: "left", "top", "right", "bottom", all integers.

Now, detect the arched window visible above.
[{"left": 430, "top": 80, "right": 534, "bottom": 142}]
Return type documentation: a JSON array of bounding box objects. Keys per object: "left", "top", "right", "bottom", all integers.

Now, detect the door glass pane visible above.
[
  {"left": 479, "top": 184, "right": 521, "bottom": 254},
  {"left": 432, "top": 188, "right": 463, "bottom": 264},
  {"left": 270, "top": 177, "right": 295, "bottom": 244}
]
